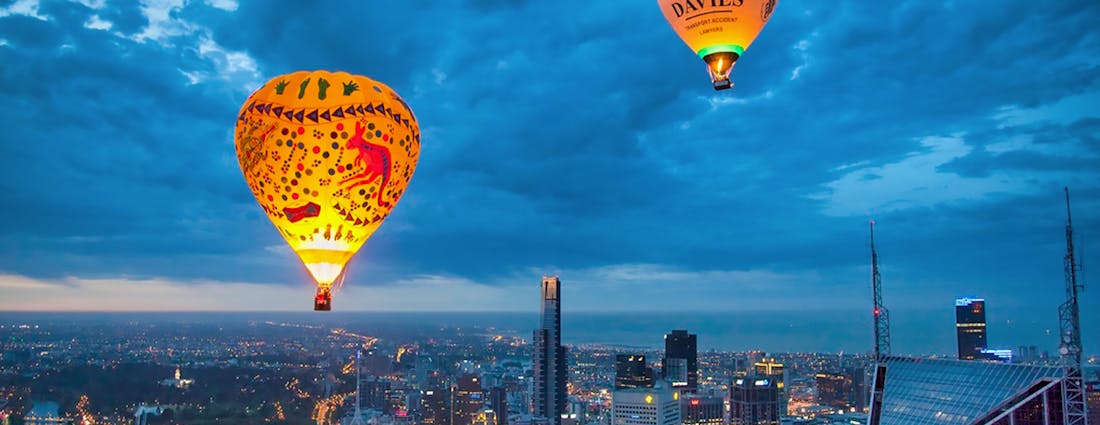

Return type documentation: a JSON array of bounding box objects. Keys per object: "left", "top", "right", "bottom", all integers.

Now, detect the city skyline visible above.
[{"left": 1, "top": 0, "right": 1099, "bottom": 316}]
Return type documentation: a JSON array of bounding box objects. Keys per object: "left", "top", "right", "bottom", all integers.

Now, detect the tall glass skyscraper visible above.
[
  {"left": 955, "top": 297, "right": 988, "bottom": 360},
  {"left": 663, "top": 330, "right": 698, "bottom": 392},
  {"left": 533, "top": 276, "right": 566, "bottom": 425}
]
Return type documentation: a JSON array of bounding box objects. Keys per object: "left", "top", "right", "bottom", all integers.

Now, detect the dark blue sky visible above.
[{"left": 0, "top": 0, "right": 1097, "bottom": 346}]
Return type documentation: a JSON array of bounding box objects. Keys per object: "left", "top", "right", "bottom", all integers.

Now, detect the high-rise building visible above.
[
  {"left": 730, "top": 376, "right": 781, "bottom": 425},
  {"left": 814, "top": 369, "right": 866, "bottom": 413},
  {"left": 452, "top": 374, "right": 485, "bottom": 425},
  {"left": 489, "top": 386, "right": 509, "bottom": 425},
  {"left": 955, "top": 297, "right": 988, "bottom": 360},
  {"left": 422, "top": 372, "right": 450, "bottom": 425},
  {"left": 612, "top": 381, "right": 681, "bottom": 425},
  {"left": 663, "top": 358, "right": 688, "bottom": 388},
  {"left": 663, "top": 330, "right": 697, "bottom": 391},
  {"left": 847, "top": 367, "right": 867, "bottom": 412},
  {"left": 814, "top": 372, "right": 849, "bottom": 410},
  {"left": 616, "top": 354, "right": 654, "bottom": 389},
  {"left": 753, "top": 358, "right": 785, "bottom": 415},
  {"left": 533, "top": 276, "right": 566, "bottom": 425},
  {"left": 681, "top": 395, "right": 723, "bottom": 425}
]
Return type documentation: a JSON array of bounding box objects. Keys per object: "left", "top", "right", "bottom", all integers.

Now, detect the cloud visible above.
[
  {"left": 0, "top": 0, "right": 47, "bottom": 20},
  {"left": 0, "top": 0, "right": 1098, "bottom": 320},
  {"left": 812, "top": 135, "right": 1045, "bottom": 216}
]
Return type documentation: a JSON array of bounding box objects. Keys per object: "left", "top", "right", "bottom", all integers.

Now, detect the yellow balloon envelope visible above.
[
  {"left": 658, "top": 0, "right": 779, "bottom": 90},
  {"left": 234, "top": 70, "right": 420, "bottom": 310}
]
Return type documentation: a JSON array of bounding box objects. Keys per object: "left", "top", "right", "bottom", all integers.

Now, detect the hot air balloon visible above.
[
  {"left": 234, "top": 70, "right": 420, "bottom": 311},
  {"left": 658, "top": 0, "right": 779, "bottom": 90}
]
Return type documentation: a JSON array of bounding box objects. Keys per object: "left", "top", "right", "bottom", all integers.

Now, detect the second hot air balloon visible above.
[
  {"left": 234, "top": 70, "right": 420, "bottom": 311},
  {"left": 658, "top": 0, "right": 779, "bottom": 90}
]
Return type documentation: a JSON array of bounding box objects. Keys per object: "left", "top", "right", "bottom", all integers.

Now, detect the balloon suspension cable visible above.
[{"left": 335, "top": 266, "right": 349, "bottom": 290}]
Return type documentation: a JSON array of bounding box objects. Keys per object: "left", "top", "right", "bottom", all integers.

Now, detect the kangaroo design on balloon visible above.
[{"left": 340, "top": 121, "right": 392, "bottom": 208}]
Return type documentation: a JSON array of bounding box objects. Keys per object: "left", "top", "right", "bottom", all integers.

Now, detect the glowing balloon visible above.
[
  {"left": 234, "top": 70, "right": 420, "bottom": 311},
  {"left": 658, "top": 0, "right": 779, "bottom": 90}
]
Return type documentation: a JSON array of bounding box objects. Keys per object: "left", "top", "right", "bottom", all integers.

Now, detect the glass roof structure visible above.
[{"left": 870, "top": 356, "right": 1067, "bottom": 425}]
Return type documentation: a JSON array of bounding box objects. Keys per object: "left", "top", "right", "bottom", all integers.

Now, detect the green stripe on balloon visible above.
[{"left": 696, "top": 44, "right": 745, "bottom": 58}]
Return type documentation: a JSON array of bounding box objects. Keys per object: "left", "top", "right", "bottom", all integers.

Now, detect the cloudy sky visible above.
[{"left": 0, "top": 0, "right": 1098, "bottom": 338}]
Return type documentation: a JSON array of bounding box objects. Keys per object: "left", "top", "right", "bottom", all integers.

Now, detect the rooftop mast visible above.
[
  {"left": 871, "top": 220, "right": 891, "bottom": 360},
  {"left": 1059, "top": 187, "right": 1087, "bottom": 425}
]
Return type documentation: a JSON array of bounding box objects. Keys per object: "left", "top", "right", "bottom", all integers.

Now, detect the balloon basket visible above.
[{"left": 314, "top": 289, "right": 332, "bottom": 311}]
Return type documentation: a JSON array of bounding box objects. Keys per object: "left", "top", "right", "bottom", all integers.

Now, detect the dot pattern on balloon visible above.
[{"left": 234, "top": 71, "right": 420, "bottom": 250}]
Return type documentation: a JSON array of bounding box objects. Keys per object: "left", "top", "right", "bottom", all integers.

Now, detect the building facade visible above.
[
  {"left": 681, "top": 395, "right": 724, "bottom": 425},
  {"left": 616, "top": 354, "right": 655, "bottom": 390},
  {"left": 663, "top": 330, "right": 698, "bottom": 392},
  {"left": 612, "top": 382, "right": 681, "bottom": 425},
  {"left": 753, "top": 358, "right": 786, "bottom": 416},
  {"left": 731, "top": 377, "right": 781, "bottom": 425},
  {"left": 533, "top": 276, "right": 567, "bottom": 425},
  {"left": 452, "top": 374, "right": 485, "bottom": 425}
]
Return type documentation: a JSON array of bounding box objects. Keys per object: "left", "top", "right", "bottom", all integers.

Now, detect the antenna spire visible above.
[
  {"left": 1059, "top": 187, "right": 1087, "bottom": 424},
  {"left": 871, "top": 220, "right": 890, "bottom": 361},
  {"left": 347, "top": 350, "right": 366, "bottom": 425}
]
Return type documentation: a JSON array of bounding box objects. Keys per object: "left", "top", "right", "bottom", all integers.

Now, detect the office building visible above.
[
  {"left": 955, "top": 297, "right": 988, "bottom": 360},
  {"left": 489, "top": 386, "right": 509, "bottom": 425},
  {"left": 681, "top": 395, "right": 724, "bottom": 425},
  {"left": 664, "top": 330, "right": 698, "bottom": 391},
  {"left": 868, "top": 356, "right": 1077, "bottom": 424},
  {"left": 815, "top": 372, "right": 849, "bottom": 410},
  {"left": 731, "top": 376, "right": 781, "bottom": 425},
  {"left": 422, "top": 386, "right": 449, "bottom": 425},
  {"left": 452, "top": 374, "right": 485, "bottom": 425},
  {"left": 533, "top": 276, "right": 567, "bottom": 425},
  {"left": 753, "top": 358, "right": 786, "bottom": 415},
  {"left": 616, "top": 354, "right": 655, "bottom": 389},
  {"left": 612, "top": 381, "right": 681, "bottom": 425},
  {"left": 847, "top": 367, "right": 868, "bottom": 412}
]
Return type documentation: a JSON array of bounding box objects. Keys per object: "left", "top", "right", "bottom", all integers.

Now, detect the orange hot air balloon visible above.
[
  {"left": 658, "top": 0, "right": 779, "bottom": 90},
  {"left": 234, "top": 70, "right": 420, "bottom": 311}
]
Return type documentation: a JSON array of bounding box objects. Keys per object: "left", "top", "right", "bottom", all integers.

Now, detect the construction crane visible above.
[{"left": 1059, "top": 187, "right": 1087, "bottom": 425}]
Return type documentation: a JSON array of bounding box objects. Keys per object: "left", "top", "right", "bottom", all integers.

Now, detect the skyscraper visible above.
[
  {"left": 452, "top": 374, "right": 485, "bottom": 425},
  {"left": 731, "top": 376, "right": 781, "bottom": 425},
  {"left": 663, "top": 330, "right": 697, "bottom": 391},
  {"left": 955, "top": 297, "right": 988, "bottom": 360},
  {"left": 814, "top": 372, "right": 849, "bottom": 410},
  {"left": 753, "top": 358, "right": 786, "bottom": 415},
  {"left": 489, "top": 386, "right": 509, "bottom": 425},
  {"left": 616, "top": 354, "right": 654, "bottom": 389},
  {"left": 815, "top": 368, "right": 867, "bottom": 413},
  {"left": 533, "top": 276, "right": 566, "bottom": 425},
  {"left": 421, "top": 370, "right": 450, "bottom": 425}
]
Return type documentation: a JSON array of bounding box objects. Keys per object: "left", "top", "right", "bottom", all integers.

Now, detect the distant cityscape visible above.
[{"left": 0, "top": 275, "right": 1096, "bottom": 425}]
